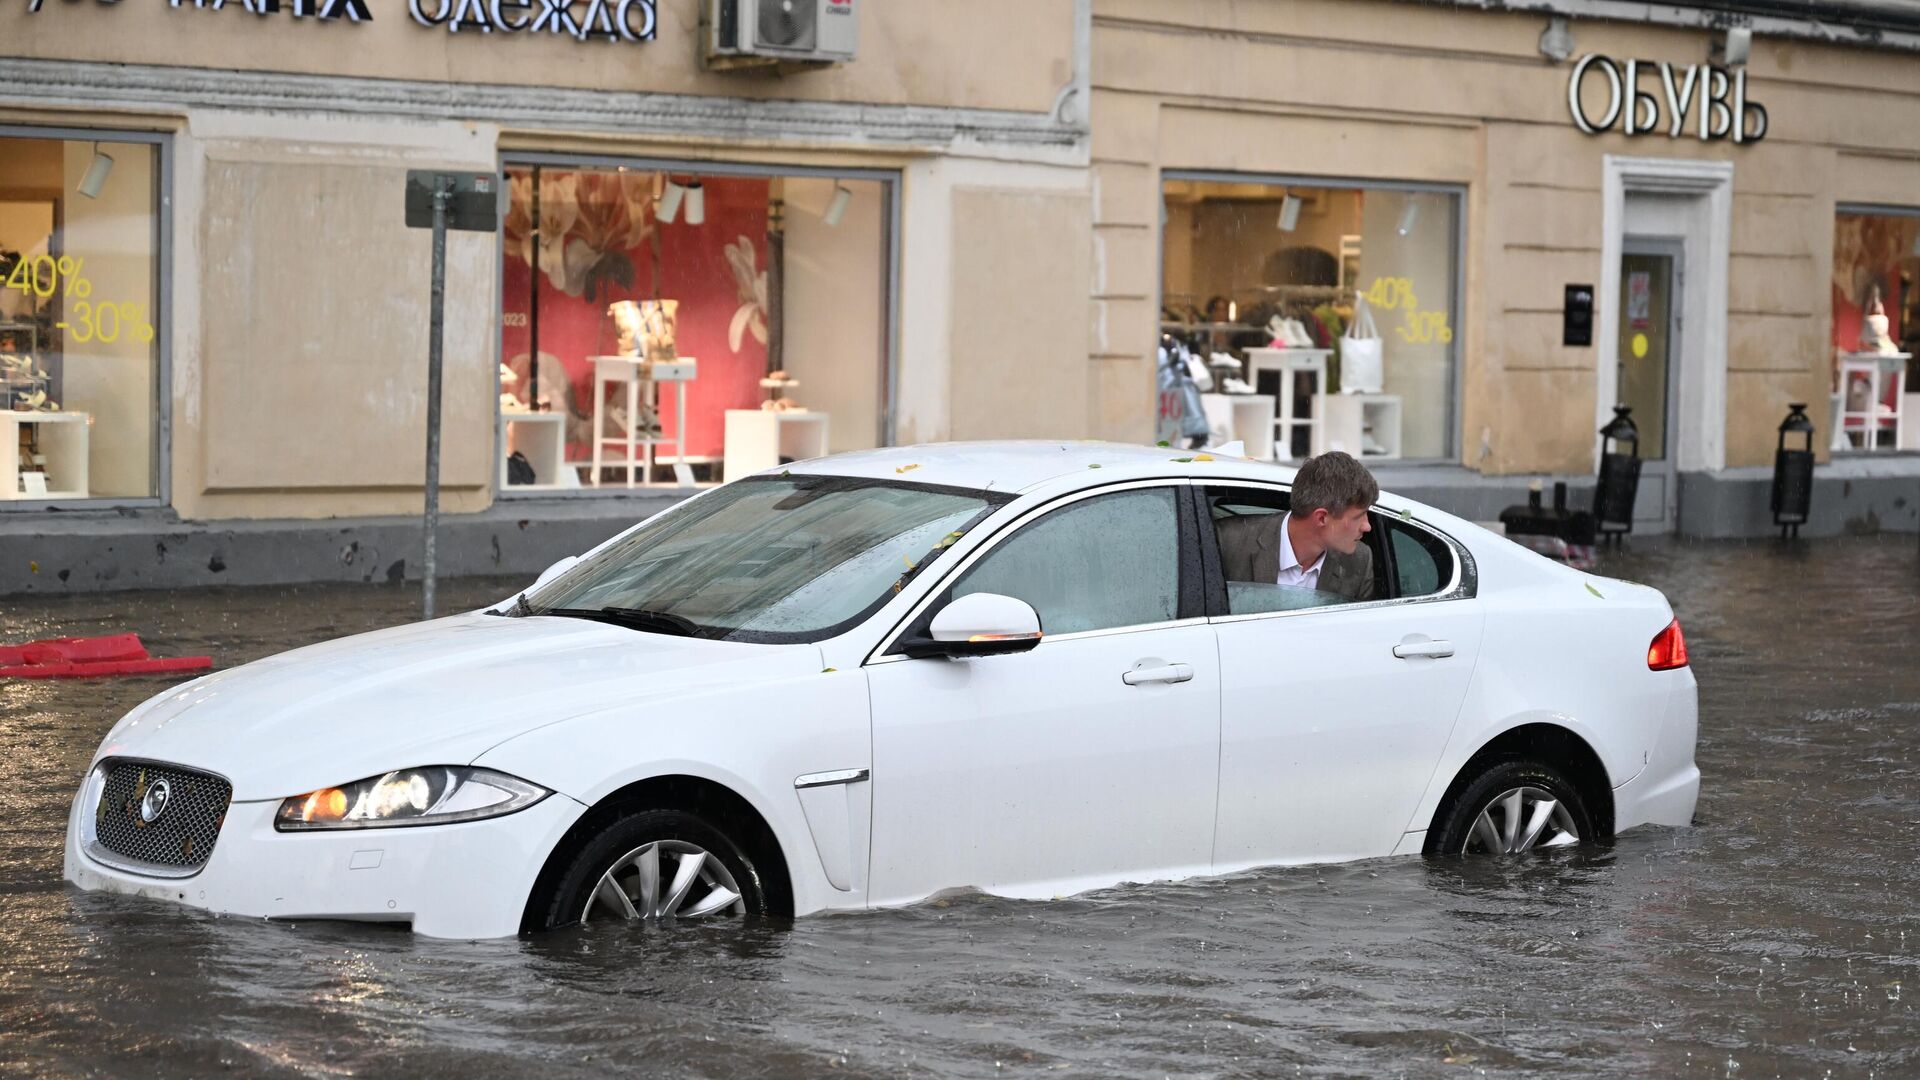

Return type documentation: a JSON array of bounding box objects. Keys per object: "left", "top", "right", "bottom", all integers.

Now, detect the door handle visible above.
[
  {"left": 1392, "top": 639, "right": 1455, "bottom": 659},
  {"left": 1122, "top": 662, "right": 1194, "bottom": 686}
]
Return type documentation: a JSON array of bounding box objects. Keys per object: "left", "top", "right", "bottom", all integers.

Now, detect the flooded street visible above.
[{"left": 4, "top": 538, "right": 1919, "bottom": 1079}]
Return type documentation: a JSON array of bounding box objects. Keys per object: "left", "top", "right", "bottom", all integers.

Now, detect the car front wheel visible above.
[
  {"left": 528, "top": 808, "right": 768, "bottom": 930},
  {"left": 1429, "top": 760, "right": 1594, "bottom": 856}
]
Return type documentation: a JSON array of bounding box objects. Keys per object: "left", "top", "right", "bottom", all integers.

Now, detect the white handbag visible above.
[{"left": 1341, "top": 291, "right": 1385, "bottom": 394}]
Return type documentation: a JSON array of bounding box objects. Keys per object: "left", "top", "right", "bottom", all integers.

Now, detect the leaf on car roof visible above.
[
  {"left": 895, "top": 464, "right": 921, "bottom": 474},
  {"left": 822, "top": 667, "right": 837, "bottom": 673},
  {"left": 1193, "top": 453, "right": 1214, "bottom": 462},
  {"left": 1156, "top": 440, "right": 1171, "bottom": 447},
  {"left": 1585, "top": 582, "right": 1605, "bottom": 599},
  {"left": 1398, "top": 508, "right": 1413, "bottom": 520},
  {"left": 1087, "top": 463, "right": 1102, "bottom": 468},
  {"left": 1170, "top": 457, "right": 1194, "bottom": 463}
]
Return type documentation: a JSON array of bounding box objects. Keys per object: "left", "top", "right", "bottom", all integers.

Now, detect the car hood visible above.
[{"left": 93, "top": 613, "right": 823, "bottom": 801}]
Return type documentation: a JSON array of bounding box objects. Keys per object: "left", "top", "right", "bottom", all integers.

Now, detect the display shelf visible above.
[
  {"left": 1836, "top": 351, "right": 1910, "bottom": 453},
  {"left": 1199, "top": 392, "right": 1275, "bottom": 461},
  {"left": 723, "top": 409, "right": 829, "bottom": 481},
  {"left": 1315, "top": 393, "right": 1403, "bottom": 460},
  {"left": 589, "top": 355, "right": 696, "bottom": 488},
  {"left": 1244, "top": 347, "right": 1330, "bottom": 461},
  {"left": 499, "top": 409, "right": 570, "bottom": 491},
  {"left": 3, "top": 410, "right": 89, "bottom": 500}
]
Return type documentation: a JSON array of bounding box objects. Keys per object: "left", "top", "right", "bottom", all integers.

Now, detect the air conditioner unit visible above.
[{"left": 705, "top": 0, "right": 857, "bottom": 70}]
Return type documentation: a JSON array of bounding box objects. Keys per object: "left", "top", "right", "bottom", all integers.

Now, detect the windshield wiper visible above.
[
  {"left": 540, "top": 606, "right": 703, "bottom": 637},
  {"left": 486, "top": 591, "right": 536, "bottom": 618}
]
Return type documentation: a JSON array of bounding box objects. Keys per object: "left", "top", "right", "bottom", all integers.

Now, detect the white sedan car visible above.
[{"left": 65, "top": 442, "right": 1699, "bottom": 938}]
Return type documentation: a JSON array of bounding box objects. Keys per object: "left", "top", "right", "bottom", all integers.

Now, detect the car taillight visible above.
[{"left": 1648, "top": 618, "right": 1688, "bottom": 671}]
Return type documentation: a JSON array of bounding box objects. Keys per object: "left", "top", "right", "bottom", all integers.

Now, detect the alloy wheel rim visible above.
[
  {"left": 1460, "top": 785, "right": 1581, "bottom": 855},
  {"left": 581, "top": 839, "right": 746, "bottom": 923}
]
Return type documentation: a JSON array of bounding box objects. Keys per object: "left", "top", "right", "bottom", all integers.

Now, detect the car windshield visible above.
[{"left": 527, "top": 475, "right": 1009, "bottom": 644}]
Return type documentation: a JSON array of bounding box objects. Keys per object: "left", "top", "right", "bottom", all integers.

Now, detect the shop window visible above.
[
  {"left": 1831, "top": 208, "right": 1920, "bottom": 453},
  {"left": 1, "top": 132, "right": 162, "bottom": 503},
  {"left": 499, "top": 164, "right": 890, "bottom": 492},
  {"left": 1160, "top": 178, "right": 1460, "bottom": 462}
]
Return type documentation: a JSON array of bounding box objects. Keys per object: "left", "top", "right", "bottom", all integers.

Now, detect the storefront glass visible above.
[
  {"left": 1160, "top": 178, "right": 1460, "bottom": 461},
  {"left": 499, "top": 162, "right": 890, "bottom": 492},
  {"left": 1, "top": 131, "right": 162, "bottom": 503},
  {"left": 1832, "top": 207, "right": 1920, "bottom": 452}
]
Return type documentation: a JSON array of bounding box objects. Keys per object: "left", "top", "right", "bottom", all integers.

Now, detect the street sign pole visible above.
[
  {"left": 422, "top": 179, "right": 450, "bottom": 620},
  {"left": 404, "top": 170, "right": 500, "bottom": 621}
]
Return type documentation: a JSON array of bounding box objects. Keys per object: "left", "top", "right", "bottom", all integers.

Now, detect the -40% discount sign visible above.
[{"left": 4, "top": 255, "right": 156, "bottom": 346}]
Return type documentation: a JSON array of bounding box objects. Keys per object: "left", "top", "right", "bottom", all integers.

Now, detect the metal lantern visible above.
[
  {"left": 1770, "top": 402, "right": 1816, "bottom": 538},
  {"left": 1592, "top": 405, "right": 1641, "bottom": 544}
]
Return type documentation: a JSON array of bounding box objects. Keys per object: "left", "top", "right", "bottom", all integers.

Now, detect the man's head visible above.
[{"left": 1289, "top": 451, "right": 1378, "bottom": 555}]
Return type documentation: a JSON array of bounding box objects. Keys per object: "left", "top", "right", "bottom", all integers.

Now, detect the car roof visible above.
[{"left": 781, "top": 440, "right": 1297, "bottom": 493}]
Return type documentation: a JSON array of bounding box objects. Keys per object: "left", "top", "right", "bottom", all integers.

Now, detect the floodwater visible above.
[{"left": 3, "top": 538, "right": 1918, "bottom": 1078}]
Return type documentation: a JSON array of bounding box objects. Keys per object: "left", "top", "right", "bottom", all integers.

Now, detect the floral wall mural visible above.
[{"left": 502, "top": 167, "right": 771, "bottom": 464}]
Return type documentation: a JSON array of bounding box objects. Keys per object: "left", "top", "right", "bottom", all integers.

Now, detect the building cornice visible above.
[
  {"left": 0, "top": 58, "right": 1086, "bottom": 154},
  {"left": 1400, "top": 0, "right": 1920, "bottom": 51}
]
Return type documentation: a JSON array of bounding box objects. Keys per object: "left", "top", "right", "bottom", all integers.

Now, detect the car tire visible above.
[
  {"left": 527, "top": 807, "right": 769, "bottom": 930},
  {"left": 1428, "top": 759, "right": 1595, "bottom": 856}
]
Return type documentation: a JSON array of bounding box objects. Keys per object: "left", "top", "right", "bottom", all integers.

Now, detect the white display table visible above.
[
  {"left": 498, "top": 409, "right": 571, "bottom": 492},
  {"left": 2, "top": 410, "right": 88, "bottom": 500},
  {"left": 1244, "top": 347, "right": 1330, "bottom": 461},
  {"left": 1199, "top": 393, "right": 1276, "bottom": 461},
  {"left": 1836, "top": 351, "right": 1910, "bottom": 452},
  {"left": 1315, "top": 393, "right": 1404, "bottom": 460},
  {"left": 590, "top": 355, "right": 696, "bottom": 487},
  {"left": 724, "top": 409, "right": 829, "bottom": 481}
]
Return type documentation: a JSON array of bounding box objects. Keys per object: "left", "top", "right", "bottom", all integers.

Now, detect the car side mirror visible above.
[{"left": 902, "top": 592, "right": 1043, "bottom": 660}]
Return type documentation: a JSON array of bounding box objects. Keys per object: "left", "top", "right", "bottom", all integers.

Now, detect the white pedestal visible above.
[
  {"left": 1315, "top": 393, "right": 1403, "bottom": 460},
  {"left": 724, "top": 410, "right": 829, "bottom": 481},
  {"left": 1837, "top": 352, "right": 1910, "bottom": 452},
  {"left": 1199, "top": 393, "right": 1276, "bottom": 461},
  {"left": 2, "top": 410, "right": 89, "bottom": 500},
  {"left": 1245, "top": 348, "right": 1330, "bottom": 461},
  {"left": 590, "top": 355, "right": 696, "bottom": 487},
  {"left": 499, "top": 410, "right": 571, "bottom": 491}
]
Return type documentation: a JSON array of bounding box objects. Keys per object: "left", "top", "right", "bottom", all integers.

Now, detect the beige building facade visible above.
[{"left": 4, "top": 0, "right": 1920, "bottom": 592}]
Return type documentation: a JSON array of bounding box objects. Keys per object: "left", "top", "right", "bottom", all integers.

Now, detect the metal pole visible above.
[{"left": 423, "top": 179, "right": 450, "bottom": 620}]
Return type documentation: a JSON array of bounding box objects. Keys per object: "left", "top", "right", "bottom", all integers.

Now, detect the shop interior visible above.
[
  {"left": 1831, "top": 209, "right": 1920, "bottom": 453},
  {"left": 1, "top": 133, "right": 158, "bottom": 502},
  {"left": 1160, "top": 178, "right": 1458, "bottom": 462},
  {"left": 499, "top": 165, "right": 888, "bottom": 492}
]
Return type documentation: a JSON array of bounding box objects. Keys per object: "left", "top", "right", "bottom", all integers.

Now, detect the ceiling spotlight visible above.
[
  {"left": 683, "top": 180, "right": 706, "bottom": 226},
  {"left": 1396, "top": 201, "right": 1420, "bottom": 237},
  {"left": 1538, "top": 14, "right": 1573, "bottom": 63},
  {"left": 1277, "top": 193, "right": 1302, "bottom": 232},
  {"left": 657, "top": 179, "right": 685, "bottom": 224},
  {"left": 823, "top": 183, "right": 852, "bottom": 228},
  {"left": 77, "top": 144, "right": 114, "bottom": 200}
]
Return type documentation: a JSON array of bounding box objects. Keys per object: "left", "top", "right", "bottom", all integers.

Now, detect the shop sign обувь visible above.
[{"left": 1568, "top": 54, "right": 1768, "bottom": 144}]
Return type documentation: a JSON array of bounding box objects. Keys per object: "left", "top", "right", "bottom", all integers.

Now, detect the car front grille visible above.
[{"left": 89, "top": 760, "right": 232, "bottom": 876}]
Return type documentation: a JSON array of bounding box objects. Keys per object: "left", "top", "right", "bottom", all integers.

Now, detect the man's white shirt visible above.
[{"left": 1274, "top": 512, "right": 1326, "bottom": 590}]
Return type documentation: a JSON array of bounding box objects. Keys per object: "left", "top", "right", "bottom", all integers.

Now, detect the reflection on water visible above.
[{"left": 4, "top": 539, "right": 1919, "bottom": 1077}]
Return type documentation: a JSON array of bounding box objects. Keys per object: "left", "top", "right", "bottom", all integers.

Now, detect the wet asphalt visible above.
[{"left": 3, "top": 536, "right": 1919, "bottom": 1078}]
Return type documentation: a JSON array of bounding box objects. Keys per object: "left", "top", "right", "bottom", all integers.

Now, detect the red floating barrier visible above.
[{"left": 0, "top": 634, "right": 211, "bottom": 679}]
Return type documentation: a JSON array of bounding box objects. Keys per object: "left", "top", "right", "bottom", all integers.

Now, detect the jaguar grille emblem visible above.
[{"left": 139, "top": 779, "right": 173, "bottom": 824}]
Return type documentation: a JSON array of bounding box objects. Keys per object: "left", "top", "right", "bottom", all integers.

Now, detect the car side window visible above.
[
  {"left": 1205, "top": 486, "right": 1375, "bottom": 615},
  {"left": 949, "top": 487, "right": 1180, "bottom": 635},
  {"left": 1384, "top": 518, "right": 1454, "bottom": 598}
]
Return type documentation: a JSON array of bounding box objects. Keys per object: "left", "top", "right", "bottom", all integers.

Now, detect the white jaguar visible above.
[{"left": 65, "top": 441, "right": 1698, "bottom": 938}]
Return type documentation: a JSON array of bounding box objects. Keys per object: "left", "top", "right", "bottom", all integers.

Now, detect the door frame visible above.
[
  {"left": 1619, "top": 238, "right": 1686, "bottom": 531},
  {"left": 1596, "top": 155, "right": 1733, "bottom": 476}
]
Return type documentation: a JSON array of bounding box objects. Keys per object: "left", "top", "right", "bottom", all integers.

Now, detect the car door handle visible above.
[
  {"left": 1122, "top": 662, "right": 1194, "bottom": 686},
  {"left": 1392, "top": 639, "right": 1455, "bottom": 659}
]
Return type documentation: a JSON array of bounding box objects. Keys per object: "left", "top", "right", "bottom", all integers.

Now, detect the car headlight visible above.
[{"left": 274, "top": 767, "right": 547, "bottom": 831}]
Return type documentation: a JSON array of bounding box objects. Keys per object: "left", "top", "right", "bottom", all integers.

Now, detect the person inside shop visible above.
[{"left": 1214, "top": 450, "right": 1376, "bottom": 604}]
